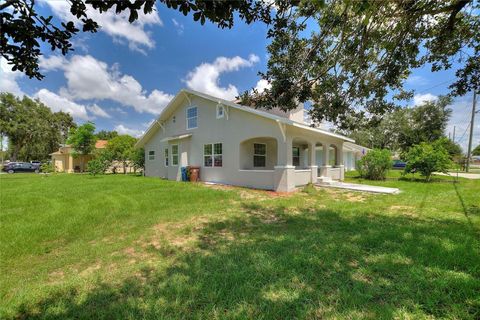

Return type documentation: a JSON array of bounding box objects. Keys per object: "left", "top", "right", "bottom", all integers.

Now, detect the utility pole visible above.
[
  {"left": 453, "top": 126, "right": 456, "bottom": 142},
  {"left": 466, "top": 92, "right": 477, "bottom": 172}
]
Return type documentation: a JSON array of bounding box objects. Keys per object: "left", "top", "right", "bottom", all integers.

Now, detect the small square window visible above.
[{"left": 148, "top": 150, "right": 155, "bottom": 161}]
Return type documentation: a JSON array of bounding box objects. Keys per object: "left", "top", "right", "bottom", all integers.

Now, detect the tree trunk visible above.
[
  {"left": 11, "top": 144, "right": 21, "bottom": 162},
  {"left": 123, "top": 161, "right": 127, "bottom": 174}
]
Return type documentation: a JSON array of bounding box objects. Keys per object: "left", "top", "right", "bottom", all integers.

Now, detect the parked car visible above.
[
  {"left": 2, "top": 162, "right": 40, "bottom": 173},
  {"left": 392, "top": 160, "right": 407, "bottom": 169}
]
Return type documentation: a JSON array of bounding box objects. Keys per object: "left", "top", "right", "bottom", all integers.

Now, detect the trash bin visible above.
[
  {"left": 189, "top": 166, "right": 200, "bottom": 182},
  {"left": 181, "top": 167, "right": 187, "bottom": 181}
]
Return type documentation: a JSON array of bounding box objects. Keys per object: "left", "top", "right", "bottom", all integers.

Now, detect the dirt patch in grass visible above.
[
  {"left": 344, "top": 193, "right": 367, "bottom": 202},
  {"left": 389, "top": 205, "right": 418, "bottom": 217},
  {"left": 203, "top": 182, "right": 298, "bottom": 200}
]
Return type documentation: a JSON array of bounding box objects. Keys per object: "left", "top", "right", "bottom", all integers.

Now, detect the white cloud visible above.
[
  {"left": 406, "top": 75, "right": 429, "bottom": 86},
  {"left": 253, "top": 79, "right": 271, "bottom": 93},
  {"left": 172, "top": 18, "right": 184, "bottom": 35},
  {"left": 39, "top": 55, "right": 68, "bottom": 71},
  {"left": 413, "top": 93, "right": 438, "bottom": 106},
  {"left": 87, "top": 104, "right": 110, "bottom": 118},
  {"left": 114, "top": 124, "right": 144, "bottom": 137},
  {"left": 40, "top": 0, "right": 162, "bottom": 53},
  {"left": 43, "top": 54, "right": 173, "bottom": 115},
  {"left": 35, "top": 89, "right": 90, "bottom": 120},
  {"left": 0, "top": 58, "right": 25, "bottom": 97},
  {"left": 185, "top": 54, "right": 260, "bottom": 100}
]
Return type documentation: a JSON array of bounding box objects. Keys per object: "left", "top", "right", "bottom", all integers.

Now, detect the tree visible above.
[
  {"left": 2, "top": 1, "right": 478, "bottom": 129},
  {"left": 435, "top": 137, "right": 463, "bottom": 159},
  {"left": 355, "top": 149, "right": 392, "bottom": 180},
  {"left": 344, "top": 97, "right": 453, "bottom": 155},
  {"left": 473, "top": 144, "right": 480, "bottom": 156},
  {"left": 96, "top": 130, "right": 118, "bottom": 140},
  {"left": 398, "top": 97, "right": 452, "bottom": 152},
  {"left": 67, "top": 122, "right": 97, "bottom": 172},
  {"left": 106, "top": 135, "right": 137, "bottom": 174},
  {"left": 0, "top": 93, "right": 76, "bottom": 161},
  {"left": 131, "top": 147, "right": 145, "bottom": 174},
  {"left": 1, "top": 0, "right": 274, "bottom": 80},
  {"left": 87, "top": 150, "right": 112, "bottom": 176},
  {"left": 404, "top": 140, "right": 452, "bottom": 181},
  {"left": 240, "top": 0, "right": 479, "bottom": 129}
]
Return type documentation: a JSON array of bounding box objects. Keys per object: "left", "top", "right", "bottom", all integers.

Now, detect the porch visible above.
[{"left": 238, "top": 135, "right": 345, "bottom": 192}]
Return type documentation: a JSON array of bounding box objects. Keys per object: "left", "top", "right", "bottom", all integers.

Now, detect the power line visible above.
[{"left": 456, "top": 123, "right": 470, "bottom": 144}]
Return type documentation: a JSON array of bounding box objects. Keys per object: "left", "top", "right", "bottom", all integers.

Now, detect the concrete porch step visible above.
[{"left": 317, "top": 176, "right": 334, "bottom": 185}]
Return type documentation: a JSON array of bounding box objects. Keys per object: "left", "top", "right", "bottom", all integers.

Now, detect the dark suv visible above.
[{"left": 2, "top": 162, "right": 41, "bottom": 173}]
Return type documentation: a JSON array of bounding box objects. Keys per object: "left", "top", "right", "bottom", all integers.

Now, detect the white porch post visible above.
[
  {"left": 309, "top": 142, "right": 318, "bottom": 183},
  {"left": 337, "top": 143, "right": 345, "bottom": 180},
  {"left": 274, "top": 136, "right": 295, "bottom": 192},
  {"left": 319, "top": 143, "right": 331, "bottom": 178}
]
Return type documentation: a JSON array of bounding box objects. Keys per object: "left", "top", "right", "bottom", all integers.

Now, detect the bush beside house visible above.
[{"left": 356, "top": 149, "right": 392, "bottom": 180}]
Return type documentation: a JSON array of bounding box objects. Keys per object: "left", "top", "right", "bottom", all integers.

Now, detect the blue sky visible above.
[{"left": 1, "top": 1, "right": 477, "bottom": 151}]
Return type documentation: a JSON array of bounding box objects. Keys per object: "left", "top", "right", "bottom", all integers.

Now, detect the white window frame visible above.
[
  {"left": 253, "top": 143, "right": 266, "bottom": 168},
  {"left": 216, "top": 104, "right": 225, "bottom": 119},
  {"left": 164, "top": 148, "right": 169, "bottom": 166},
  {"left": 186, "top": 106, "right": 198, "bottom": 130},
  {"left": 171, "top": 144, "right": 179, "bottom": 166},
  {"left": 148, "top": 150, "right": 155, "bottom": 161},
  {"left": 203, "top": 143, "right": 223, "bottom": 167}
]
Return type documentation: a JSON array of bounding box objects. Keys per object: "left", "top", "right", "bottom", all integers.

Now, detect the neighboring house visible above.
[
  {"left": 50, "top": 140, "right": 134, "bottom": 173},
  {"left": 136, "top": 88, "right": 367, "bottom": 192}
]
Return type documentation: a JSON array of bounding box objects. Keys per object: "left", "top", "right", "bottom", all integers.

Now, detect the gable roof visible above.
[{"left": 135, "top": 88, "right": 354, "bottom": 148}]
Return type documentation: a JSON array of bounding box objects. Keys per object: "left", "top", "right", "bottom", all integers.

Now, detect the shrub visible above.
[
  {"left": 40, "top": 162, "right": 54, "bottom": 174},
  {"left": 87, "top": 158, "right": 109, "bottom": 176},
  {"left": 356, "top": 149, "right": 392, "bottom": 180},
  {"left": 403, "top": 141, "right": 451, "bottom": 181}
]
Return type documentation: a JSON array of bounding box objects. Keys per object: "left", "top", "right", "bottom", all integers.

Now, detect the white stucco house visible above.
[{"left": 136, "top": 89, "right": 368, "bottom": 192}]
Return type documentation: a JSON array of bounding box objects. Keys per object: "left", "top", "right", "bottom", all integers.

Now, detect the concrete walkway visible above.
[
  {"left": 435, "top": 172, "right": 480, "bottom": 180},
  {"left": 316, "top": 182, "right": 400, "bottom": 194}
]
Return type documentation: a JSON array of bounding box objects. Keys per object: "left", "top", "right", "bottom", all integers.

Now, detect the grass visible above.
[{"left": 1, "top": 172, "right": 479, "bottom": 319}]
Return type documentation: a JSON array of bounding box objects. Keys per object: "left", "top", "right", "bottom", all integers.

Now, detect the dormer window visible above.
[{"left": 216, "top": 104, "right": 224, "bottom": 119}]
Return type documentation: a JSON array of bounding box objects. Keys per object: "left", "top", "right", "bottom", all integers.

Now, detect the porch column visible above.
[
  {"left": 308, "top": 142, "right": 318, "bottom": 183},
  {"left": 274, "top": 136, "right": 295, "bottom": 192},
  {"left": 337, "top": 143, "right": 345, "bottom": 180},
  {"left": 319, "top": 143, "right": 331, "bottom": 177}
]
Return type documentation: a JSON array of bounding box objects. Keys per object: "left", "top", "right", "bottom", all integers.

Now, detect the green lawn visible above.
[{"left": 1, "top": 173, "right": 479, "bottom": 319}]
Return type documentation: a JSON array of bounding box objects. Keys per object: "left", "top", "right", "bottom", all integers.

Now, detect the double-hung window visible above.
[
  {"left": 292, "top": 147, "right": 300, "bottom": 167},
  {"left": 204, "top": 143, "right": 222, "bottom": 167},
  {"left": 164, "top": 148, "right": 169, "bottom": 166},
  {"left": 253, "top": 143, "right": 266, "bottom": 167},
  {"left": 186, "top": 106, "right": 198, "bottom": 129},
  {"left": 148, "top": 150, "right": 155, "bottom": 161},
  {"left": 171, "top": 145, "right": 179, "bottom": 166}
]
